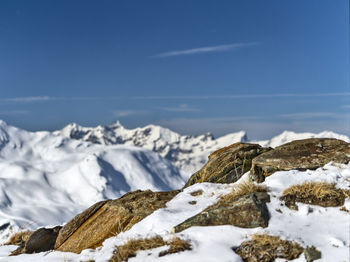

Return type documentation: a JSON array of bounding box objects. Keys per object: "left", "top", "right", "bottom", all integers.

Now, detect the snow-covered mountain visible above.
[
  {"left": 0, "top": 120, "right": 186, "bottom": 239},
  {"left": 54, "top": 122, "right": 350, "bottom": 173},
  {"left": 54, "top": 122, "right": 248, "bottom": 173},
  {"left": 255, "top": 130, "right": 350, "bottom": 148}
]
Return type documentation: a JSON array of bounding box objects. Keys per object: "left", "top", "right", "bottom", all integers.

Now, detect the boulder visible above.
[
  {"left": 185, "top": 143, "right": 271, "bottom": 187},
  {"left": 55, "top": 189, "right": 179, "bottom": 254},
  {"left": 173, "top": 192, "right": 270, "bottom": 233},
  {"left": 251, "top": 138, "right": 350, "bottom": 182},
  {"left": 11, "top": 226, "right": 61, "bottom": 255}
]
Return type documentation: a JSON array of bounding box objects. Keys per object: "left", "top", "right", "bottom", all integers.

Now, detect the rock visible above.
[
  {"left": 24, "top": 226, "right": 62, "bottom": 254},
  {"left": 11, "top": 226, "right": 61, "bottom": 255},
  {"left": 304, "top": 246, "right": 322, "bottom": 262},
  {"left": 55, "top": 189, "right": 179, "bottom": 254},
  {"left": 54, "top": 200, "right": 108, "bottom": 249},
  {"left": 233, "top": 234, "right": 304, "bottom": 262},
  {"left": 173, "top": 192, "right": 270, "bottom": 233},
  {"left": 251, "top": 138, "right": 350, "bottom": 182},
  {"left": 185, "top": 143, "right": 271, "bottom": 187}
]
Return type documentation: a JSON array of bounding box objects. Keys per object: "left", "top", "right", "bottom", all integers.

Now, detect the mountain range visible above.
[{"left": 54, "top": 121, "right": 350, "bottom": 173}]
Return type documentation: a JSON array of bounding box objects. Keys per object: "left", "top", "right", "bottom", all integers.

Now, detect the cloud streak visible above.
[
  {"left": 113, "top": 110, "right": 147, "bottom": 117},
  {"left": 160, "top": 104, "right": 199, "bottom": 112},
  {"left": 279, "top": 112, "right": 339, "bottom": 119},
  {"left": 132, "top": 92, "right": 350, "bottom": 100},
  {"left": 151, "top": 42, "right": 259, "bottom": 58},
  {"left": 0, "top": 110, "right": 29, "bottom": 116},
  {"left": 0, "top": 96, "right": 50, "bottom": 103}
]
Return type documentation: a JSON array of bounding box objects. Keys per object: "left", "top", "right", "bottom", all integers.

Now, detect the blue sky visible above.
[{"left": 1, "top": 0, "right": 349, "bottom": 139}]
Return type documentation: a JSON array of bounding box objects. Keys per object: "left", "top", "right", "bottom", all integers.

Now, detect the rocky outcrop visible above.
[
  {"left": 54, "top": 189, "right": 179, "bottom": 254},
  {"left": 251, "top": 138, "right": 350, "bottom": 182},
  {"left": 185, "top": 143, "right": 271, "bottom": 187},
  {"left": 11, "top": 226, "right": 61, "bottom": 255},
  {"left": 173, "top": 192, "right": 270, "bottom": 233}
]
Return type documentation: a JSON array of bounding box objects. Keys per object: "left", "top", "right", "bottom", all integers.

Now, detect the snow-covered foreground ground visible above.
[
  {"left": 0, "top": 120, "right": 186, "bottom": 242},
  {"left": 1, "top": 162, "right": 349, "bottom": 261}
]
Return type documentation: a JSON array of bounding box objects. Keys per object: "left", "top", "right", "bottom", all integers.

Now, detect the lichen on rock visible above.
[
  {"left": 185, "top": 142, "right": 271, "bottom": 187},
  {"left": 251, "top": 138, "right": 350, "bottom": 182}
]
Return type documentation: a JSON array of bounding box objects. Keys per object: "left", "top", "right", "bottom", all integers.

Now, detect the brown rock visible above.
[
  {"left": 54, "top": 200, "right": 107, "bottom": 249},
  {"left": 185, "top": 143, "right": 271, "bottom": 187},
  {"left": 173, "top": 192, "right": 270, "bottom": 233},
  {"left": 24, "top": 226, "right": 61, "bottom": 254},
  {"left": 10, "top": 226, "right": 61, "bottom": 255},
  {"left": 251, "top": 138, "right": 350, "bottom": 182},
  {"left": 55, "top": 189, "right": 179, "bottom": 254}
]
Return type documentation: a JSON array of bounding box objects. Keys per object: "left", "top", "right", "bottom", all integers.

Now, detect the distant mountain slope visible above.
[
  {"left": 255, "top": 130, "right": 350, "bottom": 148},
  {"left": 54, "top": 122, "right": 349, "bottom": 173},
  {"left": 0, "top": 120, "right": 186, "bottom": 235}
]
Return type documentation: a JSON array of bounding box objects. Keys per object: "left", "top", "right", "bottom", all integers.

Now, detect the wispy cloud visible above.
[
  {"left": 113, "top": 110, "right": 147, "bottom": 118},
  {"left": 151, "top": 42, "right": 259, "bottom": 58},
  {"left": 132, "top": 92, "right": 350, "bottom": 100},
  {"left": 160, "top": 104, "right": 199, "bottom": 112},
  {"left": 0, "top": 96, "right": 50, "bottom": 103},
  {"left": 342, "top": 105, "right": 350, "bottom": 109},
  {"left": 0, "top": 110, "right": 29, "bottom": 116},
  {"left": 279, "top": 112, "right": 339, "bottom": 119}
]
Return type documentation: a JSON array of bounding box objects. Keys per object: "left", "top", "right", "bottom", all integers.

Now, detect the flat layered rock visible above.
[
  {"left": 185, "top": 143, "right": 271, "bottom": 187},
  {"left": 173, "top": 192, "right": 270, "bottom": 233},
  {"left": 251, "top": 138, "right": 350, "bottom": 182},
  {"left": 55, "top": 189, "right": 179, "bottom": 254}
]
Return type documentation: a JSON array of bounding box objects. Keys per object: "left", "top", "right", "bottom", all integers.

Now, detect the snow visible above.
[
  {"left": 0, "top": 120, "right": 349, "bottom": 261},
  {"left": 1, "top": 163, "right": 349, "bottom": 261},
  {"left": 0, "top": 121, "right": 186, "bottom": 238},
  {"left": 54, "top": 122, "right": 249, "bottom": 173},
  {"left": 54, "top": 122, "right": 349, "bottom": 174}
]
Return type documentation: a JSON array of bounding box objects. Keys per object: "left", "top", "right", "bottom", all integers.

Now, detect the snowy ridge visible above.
[
  {"left": 0, "top": 121, "right": 186, "bottom": 238},
  {"left": 55, "top": 122, "right": 349, "bottom": 173},
  {"left": 54, "top": 122, "right": 248, "bottom": 173}
]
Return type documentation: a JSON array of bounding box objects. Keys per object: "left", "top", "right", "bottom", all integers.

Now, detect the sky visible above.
[{"left": 0, "top": 0, "right": 349, "bottom": 139}]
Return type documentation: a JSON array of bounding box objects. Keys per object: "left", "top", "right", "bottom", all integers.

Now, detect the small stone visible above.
[
  {"left": 304, "top": 246, "right": 322, "bottom": 262},
  {"left": 190, "top": 190, "right": 203, "bottom": 196}
]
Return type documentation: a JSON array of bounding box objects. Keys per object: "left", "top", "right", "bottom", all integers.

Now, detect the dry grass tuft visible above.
[
  {"left": 221, "top": 181, "right": 267, "bottom": 202},
  {"left": 233, "top": 234, "right": 304, "bottom": 262},
  {"left": 281, "top": 182, "right": 347, "bottom": 209},
  {"left": 110, "top": 236, "right": 191, "bottom": 262},
  {"left": 4, "top": 230, "right": 32, "bottom": 246}
]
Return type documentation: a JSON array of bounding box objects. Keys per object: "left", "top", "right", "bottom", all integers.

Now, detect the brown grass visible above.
[
  {"left": 233, "top": 234, "right": 304, "bottom": 262},
  {"left": 110, "top": 236, "right": 191, "bottom": 262},
  {"left": 281, "top": 182, "right": 347, "bottom": 209},
  {"left": 4, "top": 230, "right": 32, "bottom": 246},
  {"left": 221, "top": 181, "right": 267, "bottom": 202}
]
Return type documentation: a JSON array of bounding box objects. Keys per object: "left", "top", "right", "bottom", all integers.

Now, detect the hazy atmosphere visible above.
[{"left": 1, "top": 0, "right": 349, "bottom": 138}]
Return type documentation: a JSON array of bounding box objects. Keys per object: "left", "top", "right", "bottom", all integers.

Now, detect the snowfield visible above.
[
  {"left": 0, "top": 120, "right": 349, "bottom": 261},
  {"left": 0, "top": 120, "right": 186, "bottom": 242},
  {"left": 1, "top": 163, "right": 349, "bottom": 261}
]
